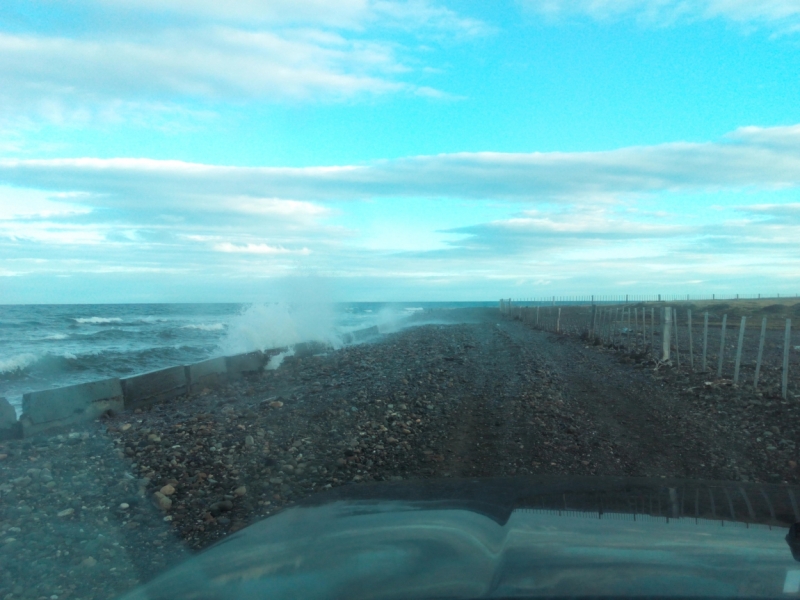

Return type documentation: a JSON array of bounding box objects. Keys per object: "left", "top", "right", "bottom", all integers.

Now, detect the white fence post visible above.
[
  {"left": 702, "top": 312, "right": 709, "bottom": 372},
  {"left": 662, "top": 307, "right": 672, "bottom": 362},
  {"left": 754, "top": 317, "right": 767, "bottom": 390},
  {"left": 687, "top": 309, "right": 694, "bottom": 370},
  {"left": 783, "top": 319, "right": 792, "bottom": 400},
  {"left": 717, "top": 314, "right": 728, "bottom": 379},
  {"left": 733, "top": 316, "right": 746, "bottom": 385},
  {"left": 673, "top": 308, "right": 680, "bottom": 368}
]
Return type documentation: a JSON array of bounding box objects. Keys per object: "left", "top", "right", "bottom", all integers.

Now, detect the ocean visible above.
[{"left": 0, "top": 302, "right": 494, "bottom": 414}]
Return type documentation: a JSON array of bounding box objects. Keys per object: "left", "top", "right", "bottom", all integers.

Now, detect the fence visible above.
[
  {"left": 499, "top": 299, "right": 797, "bottom": 401},
  {"left": 505, "top": 293, "right": 799, "bottom": 305}
]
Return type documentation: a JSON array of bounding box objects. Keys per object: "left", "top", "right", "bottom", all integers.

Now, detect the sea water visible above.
[{"left": 0, "top": 302, "right": 492, "bottom": 414}]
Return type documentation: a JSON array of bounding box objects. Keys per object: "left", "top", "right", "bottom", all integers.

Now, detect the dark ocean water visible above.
[{"left": 0, "top": 302, "right": 493, "bottom": 414}]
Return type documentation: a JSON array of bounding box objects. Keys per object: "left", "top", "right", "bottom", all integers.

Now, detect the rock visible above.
[
  {"left": 160, "top": 484, "right": 175, "bottom": 496},
  {"left": 154, "top": 492, "right": 172, "bottom": 511},
  {"left": 121, "top": 423, "right": 132, "bottom": 431},
  {"left": 0, "top": 454, "right": 7, "bottom": 460},
  {"left": 245, "top": 435, "right": 255, "bottom": 447},
  {"left": 234, "top": 486, "right": 247, "bottom": 497},
  {"left": 119, "top": 503, "right": 130, "bottom": 510},
  {"left": 81, "top": 556, "right": 97, "bottom": 567},
  {"left": 57, "top": 508, "right": 75, "bottom": 517},
  {"left": 269, "top": 401, "right": 284, "bottom": 408},
  {"left": 387, "top": 437, "right": 399, "bottom": 444}
]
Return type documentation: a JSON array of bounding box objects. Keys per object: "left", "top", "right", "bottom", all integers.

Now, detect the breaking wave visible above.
[{"left": 73, "top": 317, "right": 124, "bottom": 324}]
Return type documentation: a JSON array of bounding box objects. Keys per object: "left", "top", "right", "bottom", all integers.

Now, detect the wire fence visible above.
[{"left": 499, "top": 299, "right": 798, "bottom": 401}]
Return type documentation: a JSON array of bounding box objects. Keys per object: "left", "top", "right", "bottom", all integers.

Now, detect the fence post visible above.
[
  {"left": 783, "top": 319, "right": 792, "bottom": 400},
  {"left": 536, "top": 306, "right": 540, "bottom": 327},
  {"left": 673, "top": 308, "right": 680, "bottom": 368},
  {"left": 662, "top": 307, "right": 672, "bottom": 361},
  {"left": 702, "top": 312, "right": 709, "bottom": 372},
  {"left": 733, "top": 316, "right": 746, "bottom": 385},
  {"left": 590, "top": 305, "right": 597, "bottom": 339},
  {"left": 650, "top": 307, "right": 655, "bottom": 354},
  {"left": 557, "top": 307, "right": 562, "bottom": 333},
  {"left": 754, "top": 317, "right": 767, "bottom": 390},
  {"left": 687, "top": 309, "right": 694, "bottom": 370},
  {"left": 716, "top": 314, "right": 728, "bottom": 379}
]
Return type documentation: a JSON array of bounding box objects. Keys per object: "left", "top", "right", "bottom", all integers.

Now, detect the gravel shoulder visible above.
[{"left": 2, "top": 307, "right": 798, "bottom": 600}]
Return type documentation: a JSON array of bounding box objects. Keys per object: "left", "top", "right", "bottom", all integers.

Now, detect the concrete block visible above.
[
  {"left": 21, "top": 378, "right": 123, "bottom": 437},
  {"left": 186, "top": 357, "right": 228, "bottom": 393},
  {"left": 353, "top": 325, "right": 380, "bottom": 341},
  {"left": 0, "top": 397, "right": 21, "bottom": 441},
  {"left": 122, "top": 366, "right": 187, "bottom": 409},
  {"left": 225, "top": 351, "right": 266, "bottom": 379},
  {"left": 342, "top": 325, "right": 381, "bottom": 344},
  {"left": 293, "top": 341, "right": 331, "bottom": 358}
]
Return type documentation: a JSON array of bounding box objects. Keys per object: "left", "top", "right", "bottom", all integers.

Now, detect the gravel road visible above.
[{"left": 2, "top": 307, "right": 799, "bottom": 600}]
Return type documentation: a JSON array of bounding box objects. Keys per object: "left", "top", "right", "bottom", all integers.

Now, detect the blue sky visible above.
[{"left": 1, "top": 0, "right": 800, "bottom": 303}]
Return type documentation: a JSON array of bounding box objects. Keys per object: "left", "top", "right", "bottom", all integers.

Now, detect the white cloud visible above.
[
  {"left": 522, "top": 0, "right": 800, "bottom": 31},
  {"left": 213, "top": 242, "right": 312, "bottom": 255},
  {"left": 0, "top": 1, "right": 486, "bottom": 128},
  {"left": 2, "top": 124, "right": 800, "bottom": 205}
]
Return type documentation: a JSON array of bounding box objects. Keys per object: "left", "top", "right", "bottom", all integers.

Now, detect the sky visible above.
[{"left": 1, "top": 0, "right": 800, "bottom": 303}]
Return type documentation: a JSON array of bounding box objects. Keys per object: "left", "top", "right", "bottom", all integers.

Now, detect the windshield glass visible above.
[{"left": 1, "top": 2, "right": 798, "bottom": 599}]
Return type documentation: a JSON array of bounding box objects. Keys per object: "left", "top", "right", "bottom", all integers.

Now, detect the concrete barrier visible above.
[
  {"left": 0, "top": 397, "right": 21, "bottom": 440},
  {"left": 122, "top": 366, "right": 187, "bottom": 409},
  {"left": 225, "top": 351, "right": 266, "bottom": 379},
  {"left": 186, "top": 357, "right": 228, "bottom": 393},
  {"left": 342, "top": 325, "right": 381, "bottom": 344},
  {"left": 293, "top": 341, "right": 331, "bottom": 358},
  {"left": 20, "top": 378, "right": 123, "bottom": 437}
]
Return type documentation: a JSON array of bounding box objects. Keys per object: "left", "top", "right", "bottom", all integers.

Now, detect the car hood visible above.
[{"left": 119, "top": 476, "right": 800, "bottom": 599}]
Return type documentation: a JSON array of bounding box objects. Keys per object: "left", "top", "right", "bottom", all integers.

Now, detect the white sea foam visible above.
[
  {"left": 0, "top": 352, "right": 39, "bottom": 374},
  {"left": 74, "top": 317, "right": 123, "bottom": 324},
  {"left": 62, "top": 352, "right": 77, "bottom": 360},
  {"left": 266, "top": 348, "right": 295, "bottom": 370},
  {"left": 44, "top": 333, "right": 68, "bottom": 340},
  {"left": 182, "top": 323, "right": 226, "bottom": 331},
  {"left": 220, "top": 302, "right": 341, "bottom": 355}
]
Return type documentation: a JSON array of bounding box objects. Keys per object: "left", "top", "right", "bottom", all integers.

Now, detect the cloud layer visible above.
[
  {"left": 2, "top": 124, "right": 800, "bottom": 300},
  {"left": 2, "top": 125, "right": 799, "bottom": 206},
  {"left": 524, "top": 0, "right": 800, "bottom": 31}
]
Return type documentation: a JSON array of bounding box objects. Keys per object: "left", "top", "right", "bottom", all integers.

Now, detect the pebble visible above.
[
  {"left": 57, "top": 508, "right": 74, "bottom": 517},
  {"left": 153, "top": 492, "right": 172, "bottom": 511},
  {"left": 81, "top": 557, "right": 98, "bottom": 567},
  {"left": 119, "top": 503, "right": 130, "bottom": 510},
  {"left": 160, "top": 484, "right": 175, "bottom": 496},
  {"left": 234, "top": 486, "right": 247, "bottom": 497},
  {"left": 245, "top": 435, "right": 255, "bottom": 447},
  {"left": 269, "top": 401, "right": 284, "bottom": 408},
  {"left": 121, "top": 423, "right": 132, "bottom": 431}
]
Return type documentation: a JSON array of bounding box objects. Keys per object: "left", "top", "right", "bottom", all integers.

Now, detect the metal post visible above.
[
  {"left": 673, "top": 308, "right": 680, "bottom": 368},
  {"left": 754, "top": 317, "right": 767, "bottom": 390},
  {"left": 557, "top": 307, "right": 562, "bottom": 333},
  {"left": 590, "top": 305, "right": 597, "bottom": 339},
  {"left": 687, "top": 309, "right": 694, "bottom": 370},
  {"left": 536, "top": 306, "right": 540, "bottom": 327},
  {"left": 634, "top": 308, "right": 639, "bottom": 349},
  {"left": 650, "top": 307, "right": 655, "bottom": 354},
  {"left": 783, "top": 319, "right": 792, "bottom": 400},
  {"left": 702, "top": 312, "right": 709, "bottom": 372},
  {"left": 716, "top": 314, "right": 727, "bottom": 379},
  {"left": 733, "top": 316, "right": 746, "bottom": 385},
  {"left": 662, "top": 306, "right": 672, "bottom": 361}
]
